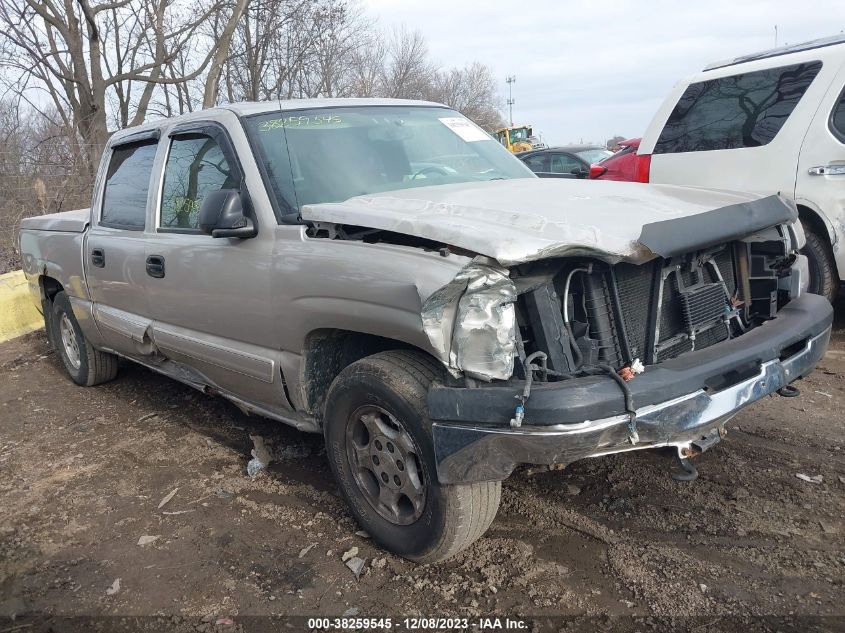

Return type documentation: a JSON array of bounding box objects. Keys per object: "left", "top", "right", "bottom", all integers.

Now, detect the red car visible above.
[{"left": 589, "top": 138, "right": 646, "bottom": 181}]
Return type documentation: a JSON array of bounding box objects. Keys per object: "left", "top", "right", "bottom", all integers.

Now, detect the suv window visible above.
[
  {"left": 160, "top": 135, "right": 238, "bottom": 230},
  {"left": 654, "top": 61, "right": 822, "bottom": 154},
  {"left": 830, "top": 87, "right": 845, "bottom": 143},
  {"left": 101, "top": 141, "right": 158, "bottom": 230}
]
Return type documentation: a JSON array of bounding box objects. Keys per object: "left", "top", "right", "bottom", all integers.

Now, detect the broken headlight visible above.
[{"left": 421, "top": 259, "right": 517, "bottom": 381}]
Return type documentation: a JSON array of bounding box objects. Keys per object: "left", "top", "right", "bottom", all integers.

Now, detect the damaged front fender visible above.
[{"left": 421, "top": 258, "right": 517, "bottom": 381}]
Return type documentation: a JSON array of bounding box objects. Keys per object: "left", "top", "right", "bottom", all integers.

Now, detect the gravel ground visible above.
[{"left": 1, "top": 303, "right": 844, "bottom": 633}]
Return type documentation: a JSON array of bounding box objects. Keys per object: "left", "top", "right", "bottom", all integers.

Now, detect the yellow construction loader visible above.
[{"left": 494, "top": 125, "right": 546, "bottom": 153}]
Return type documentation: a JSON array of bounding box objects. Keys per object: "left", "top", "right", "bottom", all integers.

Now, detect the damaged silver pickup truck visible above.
[{"left": 19, "top": 99, "right": 833, "bottom": 562}]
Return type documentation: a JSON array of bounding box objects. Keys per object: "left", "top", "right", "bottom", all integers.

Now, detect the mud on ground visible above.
[{"left": 1, "top": 305, "right": 844, "bottom": 632}]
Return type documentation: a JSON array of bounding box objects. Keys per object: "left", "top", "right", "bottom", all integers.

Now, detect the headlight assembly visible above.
[{"left": 421, "top": 259, "right": 517, "bottom": 381}]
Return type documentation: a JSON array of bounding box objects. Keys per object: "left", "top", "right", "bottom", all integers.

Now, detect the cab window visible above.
[
  {"left": 159, "top": 134, "right": 238, "bottom": 230},
  {"left": 101, "top": 140, "right": 158, "bottom": 230}
]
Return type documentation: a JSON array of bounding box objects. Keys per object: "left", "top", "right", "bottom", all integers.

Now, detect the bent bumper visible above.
[{"left": 431, "top": 294, "right": 832, "bottom": 484}]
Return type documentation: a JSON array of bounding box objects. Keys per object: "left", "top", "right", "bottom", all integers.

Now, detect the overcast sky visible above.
[{"left": 363, "top": 0, "right": 844, "bottom": 145}]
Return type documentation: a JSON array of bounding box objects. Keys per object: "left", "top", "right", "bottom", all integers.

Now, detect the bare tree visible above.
[
  {"left": 346, "top": 32, "right": 385, "bottom": 97},
  {"left": 0, "top": 99, "right": 92, "bottom": 272},
  {"left": 381, "top": 26, "right": 433, "bottom": 99},
  {"left": 0, "top": 0, "right": 251, "bottom": 173},
  {"left": 430, "top": 62, "right": 505, "bottom": 130}
]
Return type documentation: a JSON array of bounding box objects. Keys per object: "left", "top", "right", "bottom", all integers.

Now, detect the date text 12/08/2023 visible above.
[{"left": 306, "top": 617, "right": 529, "bottom": 630}]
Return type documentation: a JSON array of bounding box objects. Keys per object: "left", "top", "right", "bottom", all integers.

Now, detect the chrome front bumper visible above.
[{"left": 432, "top": 326, "right": 831, "bottom": 484}]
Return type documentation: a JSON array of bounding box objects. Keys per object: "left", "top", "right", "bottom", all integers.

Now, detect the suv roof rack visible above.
[{"left": 703, "top": 33, "right": 845, "bottom": 72}]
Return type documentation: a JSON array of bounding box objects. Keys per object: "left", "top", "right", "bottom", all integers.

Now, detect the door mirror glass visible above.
[{"left": 198, "top": 189, "right": 256, "bottom": 238}]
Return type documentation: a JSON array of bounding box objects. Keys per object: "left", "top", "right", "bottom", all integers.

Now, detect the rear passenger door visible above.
[
  {"left": 86, "top": 135, "right": 158, "bottom": 357},
  {"left": 144, "top": 123, "right": 290, "bottom": 412}
]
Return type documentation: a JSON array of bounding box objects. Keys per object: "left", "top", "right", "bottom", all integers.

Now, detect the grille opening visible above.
[{"left": 512, "top": 241, "right": 768, "bottom": 380}]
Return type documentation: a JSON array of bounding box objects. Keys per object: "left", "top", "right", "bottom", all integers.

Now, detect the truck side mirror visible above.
[{"left": 198, "top": 189, "right": 257, "bottom": 239}]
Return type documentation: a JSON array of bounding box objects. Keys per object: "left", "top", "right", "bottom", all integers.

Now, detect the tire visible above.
[
  {"left": 801, "top": 224, "right": 838, "bottom": 302},
  {"left": 324, "top": 350, "right": 501, "bottom": 563},
  {"left": 49, "top": 291, "right": 118, "bottom": 386}
]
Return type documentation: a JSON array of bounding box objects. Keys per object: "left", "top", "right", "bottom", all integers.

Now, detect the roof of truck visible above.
[
  {"left": 222, "top": 98, "right": 446, "bottom": 116},
  {"left": 107, "top": 98, "right": 450, "bottom": 146},
  {"left": 704, "top": 33, "right": 845, "bottom": 71}
]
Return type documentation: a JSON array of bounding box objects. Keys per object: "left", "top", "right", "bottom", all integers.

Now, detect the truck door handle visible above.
[
  {"left": 146, "top": 255, "right": 165, "bottom": 278},
  {"left": 808, "top": 165, "right": 845, "bottom": 175},
  {"left": 91, "top": 248, "right": 105, "bottom": 268}
]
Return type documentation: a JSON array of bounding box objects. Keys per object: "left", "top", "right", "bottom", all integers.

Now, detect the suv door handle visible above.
[
  {"left": 91, "top": 248, "right": 105, "bottom": 268},
  {"left": 146, "top": 255, "right": 165, "bottom": 278},
  {"left": 808, "top": 165, "right": 845, "bottom": 175}
]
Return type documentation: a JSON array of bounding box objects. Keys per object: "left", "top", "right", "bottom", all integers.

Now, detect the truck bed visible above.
[
  {"left": 19, "top": 209, "right": 90, "bottom": 312},
  {"left": 20, "top": 208, "right": 90, "bottom": 233}
]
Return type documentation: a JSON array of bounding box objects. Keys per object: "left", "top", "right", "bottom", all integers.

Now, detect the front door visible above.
[
  {"left": 85, "top": 138, "right": 158, "bottom": 357},
  {"left": 795, "top": 62, "right": 845, "bottom": 278},
  {"left": 143, "top": 124, "right": 290, "bottom": 413}
]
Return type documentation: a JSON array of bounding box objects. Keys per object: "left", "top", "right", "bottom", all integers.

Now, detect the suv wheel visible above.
[
  {"left": 801, "top": 225, "right": 838, "bottom": 302},
  {"left": 50, "top": 291, "right": 119, "bottom": 386},
  {"left": 324, "top": 350, "right": 501, "bottom": 563}
]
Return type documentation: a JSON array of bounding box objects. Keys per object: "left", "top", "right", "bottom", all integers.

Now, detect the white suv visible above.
[{"left": 636, "top": 34, "right": 845, "bottom": 301}]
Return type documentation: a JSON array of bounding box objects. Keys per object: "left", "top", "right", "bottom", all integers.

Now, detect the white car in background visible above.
[{"left": 635, "top": 34, "right": 845, "bottom": 301}]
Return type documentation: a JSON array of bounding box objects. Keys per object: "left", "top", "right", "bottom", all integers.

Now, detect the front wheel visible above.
[
  {"left": 324, "top": 350, "right": 501, "bottom": 563},
  {"left": 801, "top": 224, "right": 838, "bottom": 302}
]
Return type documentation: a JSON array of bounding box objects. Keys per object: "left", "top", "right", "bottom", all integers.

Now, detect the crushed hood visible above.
[{"left": 300, "top": 179, "right": 797, "bottom": 265}]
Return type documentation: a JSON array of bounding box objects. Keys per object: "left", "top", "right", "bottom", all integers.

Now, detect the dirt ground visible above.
[{"left": 1, "top": 304, "right": 844, "bottom": 633}]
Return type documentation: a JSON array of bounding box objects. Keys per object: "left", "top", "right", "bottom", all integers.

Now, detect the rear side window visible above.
[
  {"left": 523, "top": 153, "right": 549, "bottom": 172},
  {"left": 830, "top": 87, "right": 845, "bottom": 143},
  {"left": 160, "top": 135, "right": 238, "bottom": 230},
  {"left": 654, "top": 61, "right": 822, "bottom": 154},
  {"left": 101, "top": 141, "right": 158, "bottom": 230},
  {"left": 550, "top": 154, "right": 582, "bottom": 174}
]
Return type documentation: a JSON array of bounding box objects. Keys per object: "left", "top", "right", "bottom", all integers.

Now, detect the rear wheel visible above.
[
  {"left": 801, "top": 224, "right": 838, "bottom": 302},
  {"left": 324, "top": 350, "right": 501, "bottom": 563},
  {"left": 50, "top": 291, "right": 118, "bottom": 386}
]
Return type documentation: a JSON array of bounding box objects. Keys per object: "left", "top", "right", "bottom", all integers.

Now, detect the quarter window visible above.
[
  {"left": 654, "top": 61, "right": 822, "bottom": 154},
  {"left": 101, "top": 141, "right": 158, "bottom": 230},
  {"left": 160, "top": 135, "right": 238, "bottom": 230}
]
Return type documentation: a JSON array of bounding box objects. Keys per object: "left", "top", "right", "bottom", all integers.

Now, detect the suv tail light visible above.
[
  {"left": 635, "top": 153, "right": 651, "bottom": 183},
  {"left": 589, "top": 164, "right": 607, "bottom": 179}
]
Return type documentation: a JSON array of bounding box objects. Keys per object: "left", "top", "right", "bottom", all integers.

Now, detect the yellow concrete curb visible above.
[{"left": 0, "top": 270, "right": 44, "bottom": 343}]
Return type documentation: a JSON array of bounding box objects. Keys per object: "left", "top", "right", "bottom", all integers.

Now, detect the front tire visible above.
[
  {"left": 801, "top": 225, "right": 838, "bottom": 302},
  {"left": 49, "top": 291, "right": 118, "bottom": 386},
  {"left": 324, "top": 350, "right": 501, "bottom": 563}
]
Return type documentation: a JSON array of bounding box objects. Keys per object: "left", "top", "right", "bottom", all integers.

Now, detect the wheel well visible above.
[
  {"left": 301, "top": 329, "right": 432, "bottom": 419},
  {"left": 798, "top": 205, "right": 833, "bottom": 245},
  {"left": 39, "top": 275, "right": 64, "bottom": 303},
  {"left": 797, "top": 205, "right": 839, "bottom": 275}
]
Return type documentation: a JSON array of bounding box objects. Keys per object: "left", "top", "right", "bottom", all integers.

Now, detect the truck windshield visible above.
[{"left": 243, "top": 106, "right": 534, "bottom": 211}]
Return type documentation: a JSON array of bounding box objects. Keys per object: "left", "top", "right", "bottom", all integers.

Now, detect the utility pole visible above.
[
  {"left": 774, "top": 24, "right": 778, "bottom": 47},
  {"left": 506, "top": 75, "right": 516, "bottom": 127}
]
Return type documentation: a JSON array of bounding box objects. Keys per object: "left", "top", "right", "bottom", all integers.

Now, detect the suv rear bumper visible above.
[{"left": 430, "top": 293, "right": 832, "bottom": 484}]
